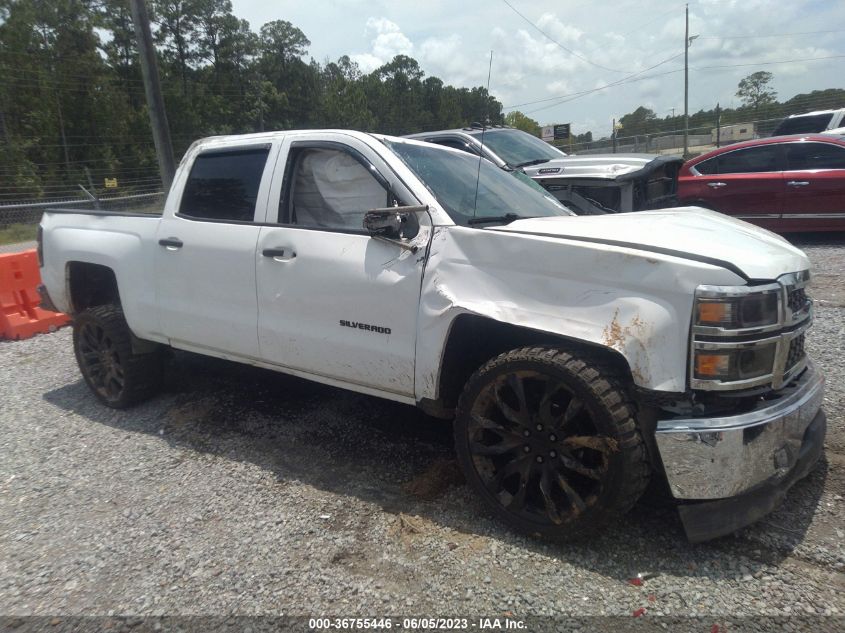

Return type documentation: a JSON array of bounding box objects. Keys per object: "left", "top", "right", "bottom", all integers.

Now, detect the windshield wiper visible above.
[
  {"left": 513, "top": 158, "right": 551, "bottom": 168},
  {"left": 468, "top": 213, "right": 532, "bottom": 226}
]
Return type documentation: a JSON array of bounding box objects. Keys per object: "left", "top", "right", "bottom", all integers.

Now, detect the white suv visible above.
[{"left": 772, "top": 108, "right": 845, "bottom": 136}]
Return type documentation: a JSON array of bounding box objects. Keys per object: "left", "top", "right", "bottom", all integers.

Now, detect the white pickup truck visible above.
[{"left": 38, "top": 130, "right": 825, "bottom": 542}]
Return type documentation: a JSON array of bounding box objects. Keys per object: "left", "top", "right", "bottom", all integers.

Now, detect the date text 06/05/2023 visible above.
[{"left": 308, "top": 617, "right": 526, "bottom": 630}]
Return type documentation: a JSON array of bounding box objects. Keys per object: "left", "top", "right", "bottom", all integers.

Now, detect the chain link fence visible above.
[
  {"left": 551, "top": 113, "right": 842, "bottom": 157},
  {"left": 0, "top": 192, "right": 164, "bottom": 229}
]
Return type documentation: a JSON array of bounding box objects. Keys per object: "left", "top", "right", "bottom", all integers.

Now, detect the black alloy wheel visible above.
[{"left": 454, "top": 346, "right": 650, "bottom": 539}]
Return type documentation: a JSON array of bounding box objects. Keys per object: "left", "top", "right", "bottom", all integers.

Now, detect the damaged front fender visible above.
[{"left": 414, "top": 225, "right": 744, "bottom": 401}]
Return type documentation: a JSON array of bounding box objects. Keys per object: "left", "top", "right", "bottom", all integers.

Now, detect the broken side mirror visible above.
[{"left": 363, "top": 205, "right": 428, "bottom": 247}]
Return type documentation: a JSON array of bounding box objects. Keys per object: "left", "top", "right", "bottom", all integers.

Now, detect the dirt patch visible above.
[
  {"left": 166, "top": 397, "right": 216, "bottom": 427},
  {"left": 402, "top": 458, "right": 463, "bottom": 500}
]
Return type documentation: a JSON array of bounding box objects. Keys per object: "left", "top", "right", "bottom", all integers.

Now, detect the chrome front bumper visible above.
[{"left": 655, "top": 361, "right": 825, "bottom": 500}]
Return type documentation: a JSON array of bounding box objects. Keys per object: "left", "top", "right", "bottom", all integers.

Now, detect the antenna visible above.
[{"left": 472, "top": 51, "right": 494, "bottom": 219}]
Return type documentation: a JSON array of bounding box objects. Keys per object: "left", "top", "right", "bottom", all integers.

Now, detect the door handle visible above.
[
  {"left": 262, "top": 247, "right": 296, "bottom": 260},
  {"left": 787, "top": 181, "right": 809, "bottom": 187},
  {"left": 707, "top": 182, "right": 727, "bottom": 188},
  {"left": 158, "top": 237, "right": 183, "bottom": 250}
]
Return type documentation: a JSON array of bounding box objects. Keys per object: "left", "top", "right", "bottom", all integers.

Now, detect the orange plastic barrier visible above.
[{"left": 0, "top": 249, "right": 70, "bottom": 340}]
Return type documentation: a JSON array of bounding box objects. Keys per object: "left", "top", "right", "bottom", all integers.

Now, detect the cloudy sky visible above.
[{"left": 232, "top": 0, "right": 845, "bottom": 138}]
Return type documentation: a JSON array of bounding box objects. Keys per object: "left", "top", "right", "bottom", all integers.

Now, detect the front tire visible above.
[
  {"left": 73, "top": 304, "right": 163, "bottom": 408},
  {"left": 454, "top": 346, "right": 650, "bottom": 540}
]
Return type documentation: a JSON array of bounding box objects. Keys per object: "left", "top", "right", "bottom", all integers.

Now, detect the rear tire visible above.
[
  {"left": 73, "top": 304, "right": 163, "bottom": 408},
  {"left": 454, "top": 346, "right": 650, "bottom": 540}
]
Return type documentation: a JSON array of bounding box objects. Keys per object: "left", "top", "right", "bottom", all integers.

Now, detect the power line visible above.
[
  {"left": 500, "top": 0, "right": 635, "bottom": 73},
  {"left": 698, "top": 29, "right": 845, "bottom": 40},
  {"left": 617, "top": 7, "right": 680, "bottom": 37},
  {"left": 691, "top": 54, "right": 845, "bottom": 71},
  {"left": 507, "top": 52, "right": 844, "bottom": 114},
  {"left": 505, "top": 55, "right": 683, "bottom": 109},
  {"left": 511, "top": 52, "right": 685, "bottom": 114}
]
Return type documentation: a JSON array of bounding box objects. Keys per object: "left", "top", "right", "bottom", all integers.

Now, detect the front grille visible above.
[
  {"left": 788, "top": 287, "right": 808, "bottom": 313},
  {"left": 786, "top": 333, "right": 806, "bottom": 372}
]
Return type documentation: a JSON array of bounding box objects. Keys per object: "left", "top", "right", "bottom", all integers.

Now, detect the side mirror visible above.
[{"left": 363, "top": 205, "right": 428, "bottom": 240}]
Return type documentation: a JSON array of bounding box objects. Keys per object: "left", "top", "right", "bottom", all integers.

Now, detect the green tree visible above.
[
  {"left": 0, "top": 3, "right": 507, "bottom": 201},
  {"left": 504, "top": 111, "right": 540, "bottom": 135},
  {"left": 736, "top": 71, "right": 777, "bottom": 112},
  {"left": 259, "top": 19, "right": 309, "bottom": 75},
  {"left": 319, "top": 56, "right": 374, "bottom": 129},
  {"left": 154, "top": 0, "right": 200, "bottom": 97},
  {"left": 618, "top": 106, "right": 656, "bottom": 138}
]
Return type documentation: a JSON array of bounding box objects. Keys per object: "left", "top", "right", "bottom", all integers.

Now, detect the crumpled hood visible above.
[
  {"left": 489, "top": 207, "right": 810, "bottom": 281},
  {"left": 521, "top": 153, "right": 681, "bottom": 180}
]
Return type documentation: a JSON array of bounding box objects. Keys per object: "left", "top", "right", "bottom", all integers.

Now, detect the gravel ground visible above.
[{"left": 1, "top": 234, "right": 844, "bottom": 625}]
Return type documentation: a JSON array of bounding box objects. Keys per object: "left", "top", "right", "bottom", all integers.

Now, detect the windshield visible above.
[
  {"left": 510, "top": 170, "right": 568, "bottom": 205},
  {"left": 385, "top": 140, "right": 573, "bottom": 226},
  {"left": 467, "top": 129, "right": 566, "bottom": 166}
]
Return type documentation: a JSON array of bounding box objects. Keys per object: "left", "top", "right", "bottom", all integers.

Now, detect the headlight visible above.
[
  {"left": 695, "top": 292, "right": 779, "bottom": 329},
  {"left": 694, "top": 344, "right": 777, "bottom": 382}
]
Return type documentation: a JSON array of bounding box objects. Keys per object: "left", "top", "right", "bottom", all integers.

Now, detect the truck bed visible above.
[{"left": 40, "top": 208, "right": 163, "bottom": 341}]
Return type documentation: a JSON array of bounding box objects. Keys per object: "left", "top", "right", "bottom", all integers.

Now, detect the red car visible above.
[{"left": 677, "top": 134, "right": 845, "bottom": 232}]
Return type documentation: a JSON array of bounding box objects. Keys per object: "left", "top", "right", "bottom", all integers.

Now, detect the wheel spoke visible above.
[
  {"left": 470, "top": 437, "right": 522, "bottom": 457},
  {"left": 562, "top": 435, "right": 618, "bottom": 454},
  {"left": 471, "top": 414, "right": 521, "bottom": 439},
  {"left": 507, "top": 466, "right": 530, "bottom": 512},
  {"left": 507, "top": 373, "right": 528, "bottom": 415},
  {"left": 497, "top": 456, "right": 533, "bottom": 512},
  {"left": 559, "top": 454, "right": 602, "bottom": 480},
  {"left": 88, "top": 367, "right": 105, "bottom": 384},
  {"left": 488, "top": 455, "right": 530, "bottom": 491},
  {"left": 562, "top": 397, "right": 584, "bottom": 425},
  {"left": 538, "top": 380, "right": 564, "bottom": 425},
  {"left": 556, "top": 472, "right": 587, "bottom": 514},
  {"left": 83, "top": 326, "right": 99, "bottom": 349},
  {"left": 539, "top": 468, "right": 563, "bottom": 524},
  {"left": 493, "top": 384, "right": 524, "bottom": 426}
]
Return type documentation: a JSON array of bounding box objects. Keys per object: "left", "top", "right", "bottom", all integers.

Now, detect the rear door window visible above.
[
  {"left": 693, "top": 157, "right": 718, "bottom": 175},
  {"left": 429, "top": 138, "right": 478, "bottom": 155},
  {"left": 774, "top": 113, "right": 834, "bottom": 135},
  {"left": 716, "top": 145, "right": 782, "bottom": 174},
  {"left": 785, "top": 142, "right": 845, "bottom": 170},
  {"left": 180, "top": 147, "right": 270, "bottom": 221}
]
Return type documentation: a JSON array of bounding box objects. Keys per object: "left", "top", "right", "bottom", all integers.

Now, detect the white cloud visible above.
[
  {"left": 638, "top": 79, "right": 661, "bottom": 99},
  {"left": 546, "top": 79, "right": 570, "bottom": 94},
  {"left": 233, "top": 0, "right": 845, "bottom": 137},
  {"left": 535, "top": 13, "right": 583, "bottom": 44},
  {"left": 350, "top": 17, "right": 414, "bottom": 71},
  {"left": 350, "top": 53, "right": 384, "bottom": 74}
]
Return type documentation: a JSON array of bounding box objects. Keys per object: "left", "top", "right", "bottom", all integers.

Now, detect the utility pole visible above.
[
  {"left": 683, "top": 3, "right": 689, "bottom": 158},
  {"left": 130, "top": 0, "right": 176, "bottom": 191},
  {"left": 612, "top": 118, "right": 617, "bottom": 153},
  {"left": 715, "top": 103, "right": 721, "bottom": 148}
]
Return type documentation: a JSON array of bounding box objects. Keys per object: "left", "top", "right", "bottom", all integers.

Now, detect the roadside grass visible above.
[{"left": 0, "top": 223, "right": 37, "bottom": 246}]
